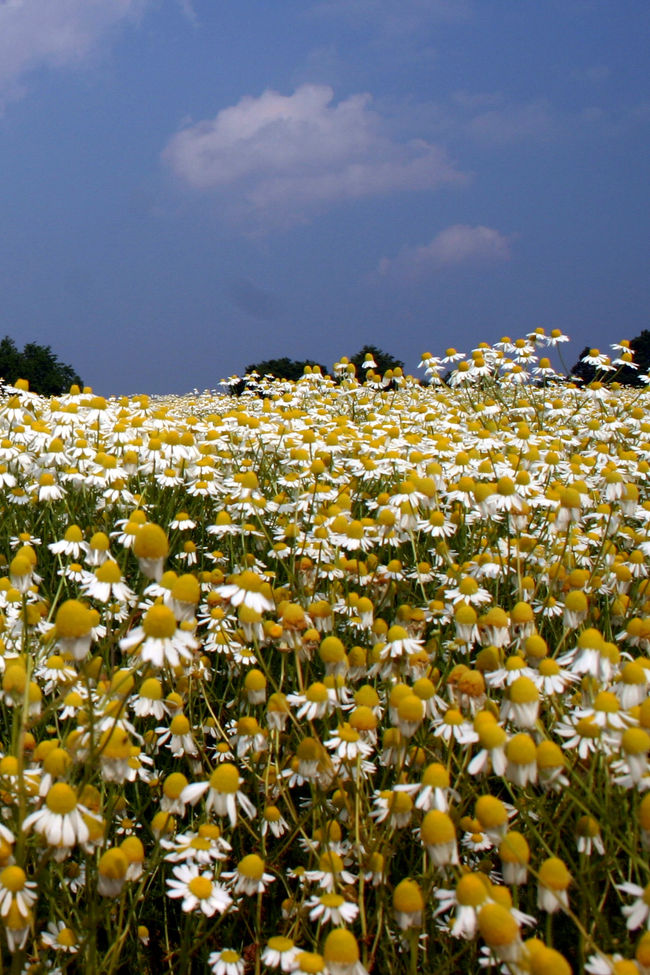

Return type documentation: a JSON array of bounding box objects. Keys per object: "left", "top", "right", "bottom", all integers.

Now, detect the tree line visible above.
[{"left": 0, "top": 336, "right": 83, "bottom": 396}]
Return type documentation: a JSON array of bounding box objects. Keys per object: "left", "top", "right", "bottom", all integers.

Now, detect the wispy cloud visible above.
[
  {"left": 378, "top": 224, "right": 512, "bottom": 279},
  {"left": 463, "top": 97, "right": 557, "bottom": 145},
  {"left": 0, "top": 0, "right": 147, "bottom": 104},
  {"left": 162, "top": 84, "right": 465, "bottom": 229}
]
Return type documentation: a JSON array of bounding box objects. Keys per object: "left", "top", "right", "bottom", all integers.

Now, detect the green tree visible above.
[
  {"left": 0, "top": 336, "right": 83, "bottom": 395},
  {"left": 243, "top": 356, "right": 329, "bottom": 381},
  {"left": 570, "top": 331, "right": 650, "bottom": 386}
]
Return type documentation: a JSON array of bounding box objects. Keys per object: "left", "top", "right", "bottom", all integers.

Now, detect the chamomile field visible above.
[{"left": 0, "top": 331, "right": 648, "bottom": 975}]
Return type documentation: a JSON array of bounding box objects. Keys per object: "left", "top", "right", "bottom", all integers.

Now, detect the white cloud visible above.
[
  {"left": 464, "top": 98, "right": 557, "bottom": 144},
  {"left": 0, "top": 0, "right": 147, "bottom": 102},
  {"left": 162, "top": 84, "right": 464, "bottom": 228},
  {"left": 378, "top": 224, "right": 512, "bottom": 279}
]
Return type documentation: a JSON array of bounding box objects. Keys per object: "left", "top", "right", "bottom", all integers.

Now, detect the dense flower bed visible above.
[{"left": 0, "top": 331, "right": 647, "bottom": 974}]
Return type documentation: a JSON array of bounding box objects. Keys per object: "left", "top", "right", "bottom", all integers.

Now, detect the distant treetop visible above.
[
  {"left": 348, "top": 345, "right": 404, "bottom": 376},
  {"left": 0, "top": 336, "right": 83, "bottom": 396},
  {"left": 570, "top": 330, "right": 650, "bottom": 386},
  {"left": 243, "top": 356, "right": 329, "bottom": 381}
]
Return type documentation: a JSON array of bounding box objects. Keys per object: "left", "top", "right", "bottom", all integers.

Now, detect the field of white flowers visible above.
[{"left": 0, "top": 330, "right": 647, "bottom": 974}]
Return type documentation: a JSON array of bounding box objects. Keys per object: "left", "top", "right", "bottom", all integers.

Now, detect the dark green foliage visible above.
[
  {"left": 570, "top": 330, "right": 650, "bottom": 385},
  {"left": 244, "top": 356, "right": 329, "bottom": 380},
  {"left": 349, "top": 344, "right": 404, "bottom": 375},
  {"left": 0, "top": 336, "right": 83, "bottom": 396}
]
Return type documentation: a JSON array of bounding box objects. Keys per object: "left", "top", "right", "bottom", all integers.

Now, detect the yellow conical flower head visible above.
[
  {"left": 421, "top": 810, "right": 455, "bottom": 845},
  {"left": 163, "top": 773, "right": 188, "bottom": 799},
  {"left": 99, "top": 727, "right": 131, "bottom": 760},
  {"left": 93, "top": 560, "right": 121, "bottom": 586},
  {"left": 478, "top": 722, "right": 507, "bottom": 749},
  {"left": 525, "top": 635, "right": 548, "bottom": 660},
  {"left": 538, "top": 858, "right": 571, "bottom": 891},
  {"left": 142, "top": 605, "right": 177, "bottom": 639},
  {"left": 98, "top": 848, "right": 128, "bottom": 880},
  {"left": 529, "top": 946, "right": 572, "bottom": 975},
  {"left": 209, "top": 763, "right": 240, "bottom": 794},
  {"left": 421, "top": 762, "right": 450, "bottom": 788},
  {"left": 636, "top": 931, "right": 650, "bottom": 968},
  {"left": 349, "top": 706, "right": 377, "bottom": 732},
  {"left": 170, "top": 714, "right": 191, "bottom": 736},
  {"left": 397, "top": 694, "right": 424, "bottom": 723},
  {"left": 89, "top": 531, "right": 110, "bottom": 551},
  {"left": 506, "top": 734, "right": 536, "bottom": 765},
  {"left": 508, "top": 677, "right": 538, "bottom": 704},
  {"left": 120, "top": 836, "right": 144, "bottom": 865},
  {"left": 133, "top": 523, "right": 169, "bottom": 560},
  {"left": 499, "top": 831, "right": 530, "bottom": 864},
  {"left": 622, "top": 727, "right": 650, "bottom": 755},
  {"left": 536, "top": 741, "right": 564, "bottom": 769},
  {"left": 46, "top": 783, "right": 78, "bottom": 815},
  {"left": 476, "top": 795, "right": 507, "bottom": 829},
  {"left": 244, "top": 669, "right": 266, "bottom": 693},
  {"left": 43, "top": 748, "right": 71, "bottom": 778},
  {"left": 238, "top": 854, "right": 264, "bottom": 879},
  {"left": 319, "top": 850, "right": 344, "bottom": 874},
  {"left": 456, "top": 873, "right": 490, "bottom": 907},
  {"left": 511, "top": 602, "right": 534, "bottom": 624},
  {"left": 323, "top": 929, "right": 360, "bottom": 966},
  {"left": 319, "top": 636, "right": 346, "bottom": 663},
  {"left": 0, "top": 865, "right": 27, "bottom": 893},
  {"left": 54, "top": 599, "right": 93, "bottom": 639},
  {"left": 171, "top": 574, "right": 200, "bottom": 605},
  {"left": 295, "top": 953, "right": 325, "bottom": 974},
  {"left": 393, "top": 879, "right": 424, "bottom": 913},
  {"left": 3, "top": 662, "right": 27, "bottom": 696},
  {"left": 140, "top": 677, "right": 163, "bottom": 700},
  {"left": 478, "top": 902, "right": 519, "bottom": 947}
]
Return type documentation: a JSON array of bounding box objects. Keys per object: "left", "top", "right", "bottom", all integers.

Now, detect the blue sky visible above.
[{"left": 0, "top": 0, "right": 648, "bottom": 395}]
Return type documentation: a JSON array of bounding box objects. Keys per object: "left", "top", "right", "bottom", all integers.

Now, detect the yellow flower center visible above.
[
  {"left": 142, "top": 605, "right": 177, "bottom": 639},
  {"left": 133, "top": 523, "right": 169, "bottom": 559},
  {"left": 139, "top": 677, "right": 163, "bottom": 700},
  {"left": 506, "top": 733, "right": 536, "bottom": 765},
  {"left": 397, "top": 695, "right": 424, "bottom": 723},
  {"left": 509, "top": 677, "right": 538, "bottom": 704},
  {"left": 323, "top": 929, "right": 360, "bottom": 965},
  {"left": 188, "top": 875, "right": 213, "bottom": 900},
  {"left": 456, "top": 873, "right": 490, "bottom": 906},
  {"left": 58, "top": 927, "right": 77, "bottom": 948},
  {"left": 478, "top": 903, "right": 519, "bottom": 946},
  {"left": 267, "top": 936, "right": 294, "bottom": 952},
  {"left": 98, "top": 848, "right": 128, "bottom": 879},
  {"left": 238, "top": 854, "right": 264, "bottom": 879},
  {"left": 209, "top": 763, "right": 240, "bottom": 794},
  {"left": 421, "top": 810, "right": 455, "bottom": 845},
  {"left": 46, "top": 783, "right": 77, "bottom": 815},
  {"left": 538, "top": 857, "right": 571, "bottom": 891},
  {"left": 171, "top": 574, "right": 200, "bottom": 604},
  {"left": 393, "top": 879, "right": 424, "bottom": 913},
  {"left": 499, "top": 831, "right": 530, "bottom": 864},
  {"left": 164, "top": 773, "right": 188, "bottom": 798},
  {"left": 95, "top": 561, "right": 122, "bottom": 585},
  {"left": 170, "top": 715, "right": 191, "bottom": 736},
  {"left": 476, "top": 795, "right": 507, "bottom": 828},
  {"left": 0, "top": 866, "right": 26, "bottom": 892}
]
